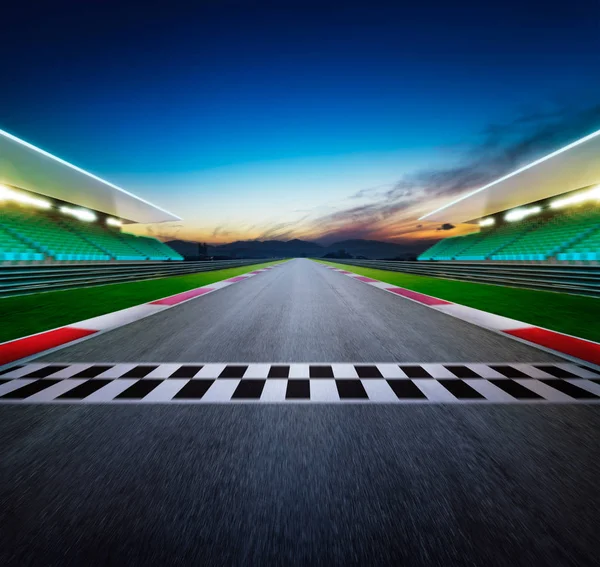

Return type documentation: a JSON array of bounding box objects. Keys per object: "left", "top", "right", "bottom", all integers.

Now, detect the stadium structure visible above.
[
  {"left": 417, "top": 129, "right": 600, "bottom": 263},
  {"left": 0, "top": 129, "right": 183, "bottom": 263}
]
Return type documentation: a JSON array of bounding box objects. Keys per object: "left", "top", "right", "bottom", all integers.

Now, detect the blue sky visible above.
[{"left": 2, "top": 0, "right": 600, "bottom": 246}]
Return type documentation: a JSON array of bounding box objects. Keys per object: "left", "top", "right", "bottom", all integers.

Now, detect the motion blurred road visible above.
[
  {"left": 1, "top": 259, "right": 598, "bottom": 566},
  {"left": 38, "top": 258, "right": 561, "bottom": 363}
]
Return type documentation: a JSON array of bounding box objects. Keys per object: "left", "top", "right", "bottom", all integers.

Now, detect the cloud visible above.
[
  {"left": 349, "top": 183, "right": 395, "bottom": 200},
  {"left": 212, "top": 225, "right": 231, "bottom": 238},
  {"left": 178, "top": 98, "right": 600, "bottom": 249},
  {"left": 301, "top": 100, "right": 600, "bottom": 243},
  {"left": 255, "top": 222, "right": 297, "bottom": 240},
  {"left": 254, "top": 212, "right": 312, "bottom": 240}
]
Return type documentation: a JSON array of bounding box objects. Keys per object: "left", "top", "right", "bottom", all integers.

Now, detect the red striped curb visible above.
[
  {"left": 386, "top": 287, "right": 452, "bottom": 306},
  {"left": 505, "top": 328, "right": 600, "bottom": 366},
  {"left": 150, "top": 287, "right": 215, "bottom": 306},
  {"left": 0, "top": 264, "right": 282, "bottom": 367},
  {"left": 0, "top": 327, "right": 97, "bottom": 366},
  {"left": 320, "top": 263, "right": 600, "bottom": 367}
]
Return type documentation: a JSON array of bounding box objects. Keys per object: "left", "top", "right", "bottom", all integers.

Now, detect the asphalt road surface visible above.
[
  {"left": 2, "top": 259, "right": 598, "bottom": 566},
  {"left": 38, "top": 258, "right": 562, "bottom": 363}
]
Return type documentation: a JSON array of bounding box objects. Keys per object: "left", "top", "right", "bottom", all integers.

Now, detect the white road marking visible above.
[
  {"left": 463, "top": 379, "right": 516, "bottom": 402},
  {"left": 421, "top": 364, "right": 456, "bottom": 378},
  {"left": 260, "top": 379, "right": 288, "bottom": 401},
  {"left": 3, "top": 364, "right": 50, "bottom": 378},
  {"left": 376, "top": 364, "right": 407, "bottom": 378},
  {"left": 83, "top": 379, "right": 138, "bottom": 401},
  {"left": 201, "top": 379, "right": 241, "bottom": 402},
  {"left": 146, "top": 364, "right": 183, "bottom": 378},
  {"left": 289, "top": 364, "right": 310, "bottom": 378},
  {"left": 558, "top": 364, "right": 600, "bottom": 378},
  {"left": 27, "top": 379, "right": 88, "bottom": 401},
  {"left": 413, "top": 379, "right": 458, "bottom": 402},
  {"left": 332, "top": 363, "right": 359, "bottom": 378},
  {"left": 565, "top": 379, "right": 600, "bottom": 396},
  {"left": 361, "top": 379, "right": 401, "bottom": 402},
  {"left": 244, "top": 364, "right": 271, "bottom": 378},
  {"left": 310, "top": 380, "right": 339, "bottom": 401},
  {"left": 195, "top": 364, "right": 226, "bottom": 378},
  {"left": 50, "top": 363, "right": 95, "bottom": 378},
  {"left": 511, "top": 363, "right": 555, "bottom": 378},
  {"left": 142, "top": 379, "right": 188, "bottom": 401},
  {"left": 0, "top": 379, "right": 37, "bottom": 396},
  {"left": 514, "top": 379, "right": 572, "bottom": 401},
  {"left": 95, "top": 363, "right": 138, "bottom": 378},
  {"left": 465, "top": 364, "right": 506, "bottom": 378}
]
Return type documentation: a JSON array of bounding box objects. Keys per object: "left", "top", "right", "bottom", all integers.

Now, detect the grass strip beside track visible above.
[
  {"left": 0, "top": 261, "right": 282, "bottom": 343},
  {"left": 316, "top": 260, "right": 600, "bottom": 343}
]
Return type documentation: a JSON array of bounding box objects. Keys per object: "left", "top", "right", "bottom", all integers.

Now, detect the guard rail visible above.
[
  {"left": 0, "top": 259, "right": 284, "bottom": 297},
  {"left": 320, "top": 259, "right": 600, "bottom": 297}
]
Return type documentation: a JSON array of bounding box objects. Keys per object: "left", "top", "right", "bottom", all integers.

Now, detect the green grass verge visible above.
[
  {"left": 0, "top": 261, "right": 282, "bottom": 343},
  {"left": 316, "top": 260, "right": 600, "bottom": 343}
]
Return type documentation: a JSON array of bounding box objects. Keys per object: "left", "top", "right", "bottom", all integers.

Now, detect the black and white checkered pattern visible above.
[{"left": 1, "top": 362, "right": 599, "bottom": 403}]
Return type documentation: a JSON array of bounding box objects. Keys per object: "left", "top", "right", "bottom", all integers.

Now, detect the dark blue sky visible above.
[{"left": 2, "top": 0, "right": 600, "bottom": 243}]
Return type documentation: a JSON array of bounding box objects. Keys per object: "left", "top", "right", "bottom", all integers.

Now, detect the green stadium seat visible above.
[
  {"left": 557, "top": 222, "right": 600, "bottom": 261},
  {"left": 117, "top": 233, "right": 184, "bottom": 261},
  {"left": 418, "top": 205, "right": 600, "bottom": 263},
  {"left": 60, "top": 218, "right": 149, "bottom": 261},
  {"left": 62, "top": 217, "right": 183, "bottom": 261},
  {"left": 492, "top": 207, "right": 600, "bottom": 261},
  {"left": 0, "top": 205, "right": 182, "bottom": 263},
  {"left": 454, "top": 218, "right": 540, "bottom": 260},
  {"left": 1, "top": 205, "right": 110, "bottom": 262},
  {"left": 418, "top": 232, "right": 485, "bottom": 260},
  {"left": 0, "top": 223, "right": 45, "bottom": 262}
]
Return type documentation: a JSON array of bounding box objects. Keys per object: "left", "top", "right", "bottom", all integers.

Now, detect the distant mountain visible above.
[
  {"left": 164, "top": 239, "right": 205, "bottom": 258},
  {"left": 165, "top": 238, "right": 431, "bottom": 260},
  {"left": 207, "top": 239, "right": 322, "bottom": 258},
  {"left": 324, "top": 239, "right": 423, "bottom": 259}
]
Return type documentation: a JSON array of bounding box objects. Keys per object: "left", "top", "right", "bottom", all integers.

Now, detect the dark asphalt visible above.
[
  {"left": 39, "top": 258, "right": 562, "bottom": 363},
  {"left": 3, "top": 259, "right": 596, "bottom": 566},
  {"left": 1, "top": 404, "right": 599, "bottom": 566}
]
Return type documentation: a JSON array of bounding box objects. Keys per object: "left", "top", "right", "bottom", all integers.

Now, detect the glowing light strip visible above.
[
  {"left": 418, "top": 127, "right": 600, "bottom": 220},
  {"left": 0, "top": 128, "right": 181, "bottom": 221},
  {"left": 60, "top": 206, "right": 97, "bottom": 221},
  {"left": 550, "top": 185, "right": 600, "bottom": 209},
  {"left": 504, "top": 206, "right": 541, "bottom": 222},
  {"left": 0, "top": 185, "right": 52, "bottom": 209}
]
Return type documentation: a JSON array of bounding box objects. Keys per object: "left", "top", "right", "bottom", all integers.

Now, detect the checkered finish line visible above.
[{"left": 1, "top": 362, "right": 599, "bottom": 403}]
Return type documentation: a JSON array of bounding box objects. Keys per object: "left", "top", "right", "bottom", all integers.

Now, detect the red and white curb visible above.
[
  {"left": 0, "top": 264, "right": 283, "bottom": 368},
  {"left": 320, "top": 263, "right": 600, "bottom": 368}
]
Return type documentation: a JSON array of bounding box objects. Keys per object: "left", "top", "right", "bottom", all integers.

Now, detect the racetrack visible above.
[
  {"left": 2, "top": 258, "right": 599, "bottom": 566},
  {"left": 37, "top": 258, "right": 563, "bottom": 363},
  {"left": 2, "top": 404, "right": 599, "bottom": 566}
]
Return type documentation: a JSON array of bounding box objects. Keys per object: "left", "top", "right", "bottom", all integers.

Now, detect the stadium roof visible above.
[
  {"left": 419, "top": 128, "right": 600, "bottom": 224},
  {"left": 0, "top": 128, "right": 181, "bottom": 224}
]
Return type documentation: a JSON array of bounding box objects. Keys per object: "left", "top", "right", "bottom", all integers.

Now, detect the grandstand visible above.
[
  {"left": 0, "top": 129, "right": 183, "bottom": 263},
  {"left": 418, "top": 129, "right": 600, "bottom": 263}
]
